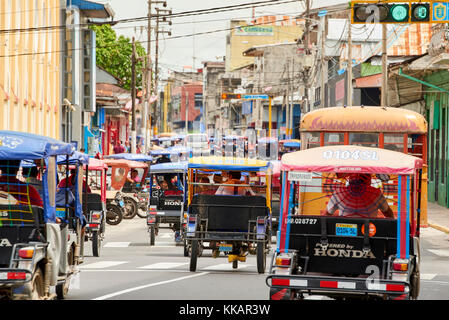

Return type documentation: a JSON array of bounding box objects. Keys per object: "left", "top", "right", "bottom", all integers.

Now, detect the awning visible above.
[
  {"left": 67, "top": 0, "right": 114, "bottom": 19},
  {"left": 355, "top": 73, "right": 382, "bottom": 88}
]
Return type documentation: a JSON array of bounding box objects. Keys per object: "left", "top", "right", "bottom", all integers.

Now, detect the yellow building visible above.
[
  {"left": 0, "top": 0, "right": 61, "bottom": 139},
  {"left": 226, "top": 16, "right": 304, "bottom": 72}
]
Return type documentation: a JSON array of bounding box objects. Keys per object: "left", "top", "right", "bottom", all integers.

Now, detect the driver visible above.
[
  {"left": 324, "top": 173, "right": 394, "bottom": 218},
  {"left": 215, "top": 171, "right": 255, "bottom": 196}
]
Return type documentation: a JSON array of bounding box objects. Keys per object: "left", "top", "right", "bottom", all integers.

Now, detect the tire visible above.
[
  {"left": 122, "top": 197, "right": 138, "bottom": 219},
  {"left": 232, "top": 260, "right": 238, "bottom": 269},
  {"left": 189, "top": 240, "right": 199, "bottom": 272},
  {"left": 56, "top": 279, "right": 70, "bottom": 300},
  {"left": 257, "top": 241, "right": 267, "bottom": 274},
  {"left": 136, "top": 207, "right": 147, "bottom": 218},
  {"left": 183, "top": 239, "right": 189, "bottom": 257},
  {"left": 92, "top": 230, "right": 101, "bottom": 257},
  {"left": 29, "top": 268, "right": 45, "bottom": 300},
  {"left": 106, "top": 204, "right": 123, "bottom": 225},
  {"left": 149, "top": 226, "right": 155, "bottom": 246}
]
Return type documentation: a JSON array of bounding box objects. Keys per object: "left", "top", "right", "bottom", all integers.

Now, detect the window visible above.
[
  {"left": 194, "top": 93, "right": 203, "bottom": 109},
  {"left": 384, "top": 133, "right": 404, "bottom": 152},
  {"left": 302, "top": 132, "right": 321, "bottom": 149},
  {"left": 324, "top": 133, "right": 344, "bottom": 146},
  {"left": 349, "top": 133, "right": 379, "bottom": 147}
]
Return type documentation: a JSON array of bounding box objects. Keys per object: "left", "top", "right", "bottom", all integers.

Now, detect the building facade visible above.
[{"left": 0, "top": 0, "right": 63, "bottom": 139}]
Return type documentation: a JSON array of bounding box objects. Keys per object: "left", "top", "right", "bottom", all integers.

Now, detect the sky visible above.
[{"left": 96, "top": 0, "right": 346, "bottom": 77}]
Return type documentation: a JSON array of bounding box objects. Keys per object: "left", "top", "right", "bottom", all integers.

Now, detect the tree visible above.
[{"left": 91, "top": 24, "right": 147, "bottom": 90}]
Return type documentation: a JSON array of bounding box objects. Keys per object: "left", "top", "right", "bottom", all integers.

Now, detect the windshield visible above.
[{"left": 190, "top": 170, "right": 267, "bottom": 197}]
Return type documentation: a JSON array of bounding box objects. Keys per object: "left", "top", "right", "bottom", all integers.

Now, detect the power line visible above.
[
  {"left": 0, "top": 0, "right": 299, "bottom": 35},
  {"left": 0, "top": 15, "right": 302, "bottom": 59}
]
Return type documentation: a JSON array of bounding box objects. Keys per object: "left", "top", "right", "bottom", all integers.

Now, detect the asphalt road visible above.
[{"left": 65, "top": 217, "right": 449, "bottom": 301}]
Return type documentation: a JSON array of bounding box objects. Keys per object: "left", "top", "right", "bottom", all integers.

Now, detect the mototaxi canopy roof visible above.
[
  {"left": 280, "top": 139, "right": 301, "bottom": 148},
  {"left": 102, "top": 158, "right": 148, "bottom": 169},
  {"left": 188, "top": 156, "right": 271, "bottom": 172},
  {"left": 105, "top": 153, "right": 153, "bottom": 162},
  {"left": 300, "top": 106, "right": 428, "bottom": 134},
  {"left": 258, "top": 160, "right": 280, "bottom": 178},
  {"left": 150, "top": 161, "right": 188, "bottom": 174},
  {"left": 281, "top": 145, "right": 423, "bottom": 175},
  {"left": 0, "top": 131, "right": 74, "bottom": 160},
  {"left": 57, "top": 151, "right": 89, "bottom": 165},
  {"left": 87, "top": 158, "right": 108, "bottom": 170}
]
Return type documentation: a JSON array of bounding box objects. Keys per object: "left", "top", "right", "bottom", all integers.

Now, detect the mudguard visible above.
[{"left": 45, "top": 223, "right": 62, "bottom": 286}]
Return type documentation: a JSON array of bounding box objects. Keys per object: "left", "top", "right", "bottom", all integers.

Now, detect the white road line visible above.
[
  {"left": 92, "top": 272, "right": 209, "bottom": 300},
  {"left": 79, "top": 261, "right": 129, "bottom": 269},
  {"left": 202, "top": 263, "right": 252, "bottom": 271},
  {"left": 138, "top": 262, "right": 188, "bottom": 269},
  {"left": 421, "top": 273, "right": 437, "bottom": 280},
  {"left": 103, "top": 242, "right": 131, "bottom": 248},
  {"left": 428, "top": 249, "right": 449, "bottom": 257}
]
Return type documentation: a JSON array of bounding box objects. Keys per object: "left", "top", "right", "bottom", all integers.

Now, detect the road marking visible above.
[
  {"left": 421, "top": 273, "right": 437, "bottom": 280},
  {"left": 138, "top": 262, "right": 188, "bottom": 269},
  {"left": 428, "top": 249, "right": 449, "bottom": 257},
  {"left": 103, "top": 242, "right": 131, "bottom": 248},
  {"left": 92, "top": 272, "right": 209, "bottom": 300},
  {"left": 202, "top": 263, "right": 253, "bottom": 271},
  {"left": 79, "top": 261, "right": 129, "bottom": 269}
]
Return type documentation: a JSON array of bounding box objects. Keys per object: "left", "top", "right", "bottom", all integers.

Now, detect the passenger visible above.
[
  {"left": 197, "top": 176, "right": 214, "bottom": 195},
  {"left": 58, "top": 169, "right": 92, "bottom": 193},
  {"left": 127, "top": 169, "right": 141, "bottom": 184},
  {"left": 324, "top": 173, "right": 394, "bottom": 218},
  {"left": 0, "top": 160, "right": 43, "bottom": 207},
  {"left": 215, "top": 171, "right": 255, "bottom": 196}
]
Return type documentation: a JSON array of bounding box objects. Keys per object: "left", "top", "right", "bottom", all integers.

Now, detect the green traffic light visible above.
[
  {"left": 390, "top": 4, "right": 408, "bottom": 21},
  {"left": 413, "top": 5, "right": 428, "bottom": 20}
]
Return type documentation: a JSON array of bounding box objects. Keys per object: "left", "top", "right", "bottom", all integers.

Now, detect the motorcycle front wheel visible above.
[{"left": 106, "top": 204, "right": 123, "bottom": 225}]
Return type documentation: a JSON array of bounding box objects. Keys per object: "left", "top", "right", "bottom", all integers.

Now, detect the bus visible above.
[{"left": 299, "top": 106, "right": 428, "bottom": 226}]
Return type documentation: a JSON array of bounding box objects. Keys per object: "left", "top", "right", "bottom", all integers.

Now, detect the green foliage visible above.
[{"left": 91, "top": 24, "right": 147, "bottom": 90}]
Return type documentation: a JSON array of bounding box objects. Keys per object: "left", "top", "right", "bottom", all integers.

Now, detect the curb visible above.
[{"left": 428, "top": 222, "right": 449, "bottom": 234}]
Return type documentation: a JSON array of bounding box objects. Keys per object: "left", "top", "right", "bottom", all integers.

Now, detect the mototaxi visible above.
[
  {"left": 83, "top": 158, "right": 108, "bottom": 257},
  {"left": 147, "top": 161, "right": 188, "bottom": 246},
  {"left": 103, "top": 154, "right": 151, "bottom": 219},
  {"left": 185, "top": 157, "right": 272, "bottom": 274},
  {"left": 0, "top": 131, "right": 77, "bottom": 300},
  {"left": 266, "top": 145, "right": 423, "bottom": 300}
]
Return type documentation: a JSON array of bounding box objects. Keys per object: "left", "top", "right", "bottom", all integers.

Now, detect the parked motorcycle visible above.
[{"left": 106, "top": 192, "right": 124, "bottom": 225}]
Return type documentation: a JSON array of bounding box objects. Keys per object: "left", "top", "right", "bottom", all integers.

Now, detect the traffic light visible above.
[
  {"left": 221, "top": 93, "right": 242, "bottom": 100},
  {"left": 351, "top": 1, "right": 430, "bottom": 24}
]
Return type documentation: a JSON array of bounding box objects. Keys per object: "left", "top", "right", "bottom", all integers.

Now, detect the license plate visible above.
[
  {"left": 219, "top": 244, "right": 233, "bottom": 252},
  {"left": 335, "top": 223, "right": 358, "bottom": 237}
]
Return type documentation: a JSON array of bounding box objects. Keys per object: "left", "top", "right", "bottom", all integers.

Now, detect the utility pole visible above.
[
  {"left": 131, "top": 37, "right": 137, "bottom": 154},
  {"left": 145, "top": 0, "right": 152, "bottom": 151},
  {"left": 154, "top": 5, "right": 172, "bottom": 133},
  {"left": 346, "top": 12, "right": 352, "bottom": 107},
  {"left": 290, "top": 59, "right": 294, "bottom": 139},
  {"left": 381, "top": 24, "right": 388, "bottom": 106},
  {"left": 320, "top": 15, "right": 326, "bottom": 108}
]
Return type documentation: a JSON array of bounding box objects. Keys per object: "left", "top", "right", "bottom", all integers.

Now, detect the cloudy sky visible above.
[{"left": 96, "top": 0, "right": 346, "bottom": 75}]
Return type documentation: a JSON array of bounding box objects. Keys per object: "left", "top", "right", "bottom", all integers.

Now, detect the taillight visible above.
[
  {"left": 91, "top": 212, "right": 101, "bottom": 222},
  {"left": 275, "top": 257, "right": 291, "bottom": 267},
  {"left": 18, "top": 248, "right": 34, "bottom": 259},
  {"left": 393, "top": 258, "right": 409, "bottom": 271}
]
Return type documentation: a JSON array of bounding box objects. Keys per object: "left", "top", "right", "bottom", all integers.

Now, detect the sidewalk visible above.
[{"left": 427, "top": 202, "right": 449, "bottom": 234}]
